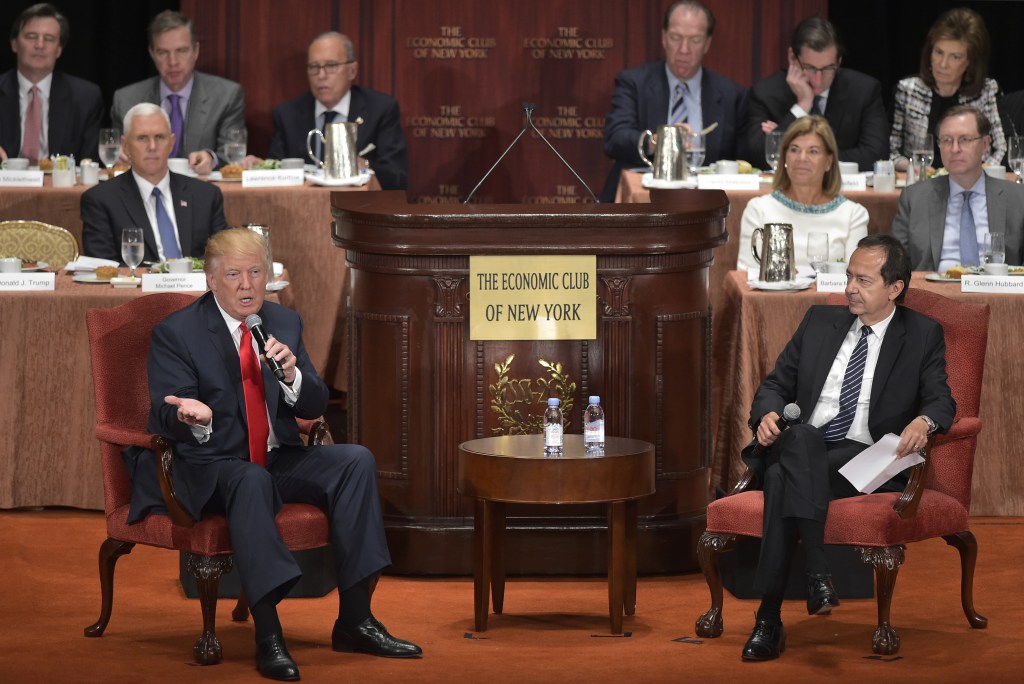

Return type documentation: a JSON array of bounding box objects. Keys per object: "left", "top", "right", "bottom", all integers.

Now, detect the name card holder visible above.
[
  {"left": 0, "top": 272, "right": 56, "bottom": 290},
  {"left": 142, "top": 273, "right": 208, "bottom": 292},
  {"left": 696, "top": 173, "right": 760, "bottom": 190},
  {"left": 815, "top": 273, "right": 847, "bottom": 292},
  {"left": 840, "top": 174, "right": 868, "bottom": 191},
  {"left": 0, "top": 170, "right": 44, "bottom": 187},
  {"left": 242, "top": 169, "right": 304, "bottom": 188},
  {"left": 960, "top": 275, "right": 1024, "bottom": 293}
]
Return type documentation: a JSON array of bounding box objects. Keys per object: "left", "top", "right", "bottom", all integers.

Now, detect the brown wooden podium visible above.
[{"left": 331, "top": 190, "right": 728, "bottom": 575}]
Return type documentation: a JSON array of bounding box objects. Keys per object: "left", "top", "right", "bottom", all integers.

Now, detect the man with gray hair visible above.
[
  {"left": 747, "top": 16, "right": 888, "bottom": 172},
  {"left": 111, "top": 10, "right": 246, "bottom": 176},
  {"left": 81, "top": 102, "right": 227, "bottom": 263},
  {"left": 266, "top": 31, "right": 408, "bottom": 190}
]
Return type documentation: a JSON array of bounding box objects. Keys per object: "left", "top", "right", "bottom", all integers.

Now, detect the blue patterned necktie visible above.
[
  {"left": 960, "top": 190, "right": 980, "bottom": 266},
  {"left": 669, "top": 83, "right": 688, "bottom": 125},
  {"left": 823, "top": 325, "right": 872, "bottom": 443},
  {"left": 168, "top": 93, "right": 184, "bottom": 158},
  {"left": 151, "top": 187, "right": 181, "bottom": 259}
]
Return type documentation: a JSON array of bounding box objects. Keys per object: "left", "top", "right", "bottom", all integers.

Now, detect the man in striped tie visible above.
[{"left": 738, "top": 234, "right": 955, "bottom": 661}]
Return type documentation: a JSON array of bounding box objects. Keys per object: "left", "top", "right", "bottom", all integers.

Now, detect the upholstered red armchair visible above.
[
  {"left": 84, "top": 293, "right": 334, "bottom": 665},
  {"left": 695, "top": 288, "right": 990, "bottom": 654}
]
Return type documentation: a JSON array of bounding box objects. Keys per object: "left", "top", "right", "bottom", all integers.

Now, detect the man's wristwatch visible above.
[{"left": 918, "top": 415, "right": 937, "bottom": 434}]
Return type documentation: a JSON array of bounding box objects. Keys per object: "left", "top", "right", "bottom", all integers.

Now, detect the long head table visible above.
[{"left": 712, "top": 271, "right": 1020, "bottom": 516}]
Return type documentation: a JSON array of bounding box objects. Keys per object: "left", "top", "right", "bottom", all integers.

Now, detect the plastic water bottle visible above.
[
  {"left": 583, "top": 395, "right": 605, "bottom": 453},
  {"left": 544, "top": 397, "right": 564, "bottom": 455}
]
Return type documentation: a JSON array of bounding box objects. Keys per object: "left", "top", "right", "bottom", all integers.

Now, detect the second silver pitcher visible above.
[
  {"left": 307, "top": 121, "right": 359, "bottom": 179},
  {"left": 751, "top": 223, "right": 797, "bottom": 282}
]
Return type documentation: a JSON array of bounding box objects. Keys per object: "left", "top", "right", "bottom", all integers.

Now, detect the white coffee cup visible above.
[
  {"left": 983, "top": 165, "right": 1006, "bottom": 179},
  {"left": 167, "top": 258, "right": 193, "bottom": 274},
  {"left": 983, "top": 262, "right": 1008, "bottom": 276},
  {"left": 0, "top": 257, "right": 21, "bottom": 273},
  {"left": 167, "top": 158, "right": 191, "bottom": 174},
  {"left": 280, "top": 158, "right": 304, "bottom": 170},
  {"left": 52, "top": 168, "right": 75, "bottom": 187},
  {"left": 80, "top": 161, "right": 99, "bottom": 185},
  {"left": 839, "top": 161, "right": 859, "bottom": 175},
  {"left": 715, "top": 160, "right": 739, "bottom": 174},
  {"left": 2, "top": 157, "right": 30, "bottom": 170}
]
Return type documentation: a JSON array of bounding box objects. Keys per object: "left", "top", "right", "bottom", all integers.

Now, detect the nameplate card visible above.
[
  {"left": 242, "top": 169, "right": 304, "bottom": 188},
  {"left": 142, "top": 273, "right": 207, "bottom": 292},
  {"left": 815, "top": 273, "right": 848, "bottom": 292},
  {"left": 960, "top": 275, "right": 1024, "bottom": 293},
  {"left": 840, "top": 174, "right": 868, "bottom": 192},
  {"left": 0, "top": 170, "right": 44, "bottom": 187},
  {"left": 0, "top": 272, "right": 55, "bottom": 290},
  {"left": 696, "top": 174, "right": 760, "bottom": 190}
]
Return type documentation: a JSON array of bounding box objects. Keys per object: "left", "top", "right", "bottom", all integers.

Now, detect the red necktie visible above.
[
  {"left": 239, "top": 323, "right": 269, "bottom": 466},
  {"left": 21, "top": 85, "right": 41, "bottom": 164}
]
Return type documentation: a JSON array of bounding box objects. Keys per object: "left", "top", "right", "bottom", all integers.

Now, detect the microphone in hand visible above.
[
  {"left": 747, "top": 403, "right": 802, "bottom": 460},
  {"left": 244, "top": 314, "right": 286, "bottom": 382}
]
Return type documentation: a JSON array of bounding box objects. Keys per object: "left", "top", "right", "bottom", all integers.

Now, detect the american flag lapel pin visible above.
[{"left": 180, "top": 200, "right": 188, "bottom": 207}]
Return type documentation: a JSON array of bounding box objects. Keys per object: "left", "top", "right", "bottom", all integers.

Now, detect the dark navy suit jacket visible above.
[
  {"left": 80, "top": 169, "right": 228, "bottom": 263},
  {"left": 602, "top": 61, "right": 748, "bottom": 202},
  {"left": 268, "top": 86, "right": 409, "bottom": 190},
  {"left": 0, "top": 69, "right": 103, "bottom": 160}
]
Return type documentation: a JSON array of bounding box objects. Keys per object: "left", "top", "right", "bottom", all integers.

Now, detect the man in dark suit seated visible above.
[
  {"left": 739, "top": 234, "right": 954, "bottom": 661},
  {"left": 127, "top": 228, "right": 422, "bottom": 680},
  {"left": 265, "top": 31, "right": 409, "bottom": 190},
  {"left": 0, "top": 3, "right": 103, "bottom": 163},
  {"left": 81, "top": 103, "right": 228, "bottom": 263},
  {"left": 601, "top": 0, "right": 747, "bottom": 202},
  {"left": 892, "top": 105, "right": 1024, "bottom": 271},
  {"left": 747, "top": 16, "right": 888, "bottom": 172},
  {"left": 111, "top": 10, "right": 246, "bottom": 176}
]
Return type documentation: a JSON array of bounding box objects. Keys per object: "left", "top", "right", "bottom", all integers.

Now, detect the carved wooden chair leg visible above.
[
  {"left": 83, "top": 537, "right": 135, "bottom": 637},
  {"left": 859, "top": 545, "right": 904, "bottom": 655},
  {"left": 186, "top": 552, "right": 233, "bottom": 665},
  {"left": 694, "top": 532, "right": 736, "bottom": 638},
  {"left": 231, "top": 588, "right": 249, "bottom": 622},
  {"left": 943, "top": 531, "right": 988, "bottom": 628}
]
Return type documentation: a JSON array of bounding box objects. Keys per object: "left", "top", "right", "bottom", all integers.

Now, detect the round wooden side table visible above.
[{"left": 458, "top": 434, "right": 655, "bottom": 633}]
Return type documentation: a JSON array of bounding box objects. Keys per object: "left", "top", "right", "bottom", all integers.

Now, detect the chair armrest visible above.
[
  {"left": 94, "top": 425, "right": 154, "bottom": 449},
  {"left": 298, "top": 418, "right": 333, "bottom": 446},
  {"left": 892, "top": 416, "right": 981, "bottom": 519},
  {"left": 729, "top": 467, "right": 757, "bottom": 495},
  {"left": 152, "top": 435, "right": 194, "bottom": 527},
  {"left": 930, "top": 416, "right": 981, "bottom": 446}
]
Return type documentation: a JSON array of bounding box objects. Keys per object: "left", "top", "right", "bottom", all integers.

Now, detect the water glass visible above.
[
  {"left": 982, "top": 233, "right": 1005, "bottom": 265},
  {"left": 764, "top": 130, "right": 783, "bottom": 173},
  {"left": 1008, "top": 136, "right": 1024, "bottom": 183},
  {"left": 685, "top": 132, "right": 705, "bottom": 175},
  {"left": 806, "top": 232, "right": 829, "bottom": 273},
  {"left": 120, "top": 227, "right": 144, "bottom": 278},
  {"left": 98, "top": 129, "right": 121, "bottom": 171},
  {"left": 224, "top": 128, "right": 247, "bottom": 166}
]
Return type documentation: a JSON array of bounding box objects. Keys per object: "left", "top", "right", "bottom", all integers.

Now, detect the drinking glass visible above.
[
  {"left": 120, "top": 227, "right": 144, "bottom": 278},
  {"left": 911, "top": 134, "right": 934, "bottom": 181},
  {"left": 764, "top": 130, "right": 783, "bottom": 173},
  {"left": 982, "top": 233, "right": 1005, "bottom": 265},
  {"left": 685, "top": 132, "right": 705, "bottom": 175},
  {"left": 98, "top": 129, "right": 121, "bottom": 172},
  {"left": 1008, "top": 136, "right": 1024, "bottom": 184},
  {"left": 806, "top": 232, "right": 829, "bottom": 273},
  {"left": 223, "top": 128, "right": 247, "bottom": 166}
]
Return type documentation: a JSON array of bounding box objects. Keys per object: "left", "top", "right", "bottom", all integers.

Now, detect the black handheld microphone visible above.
[
  {"left": 244, "top": 314, "right": 286, "bottom": 382},
  {"left": 747, "top": 403, "right": 802, "bottom": 459}
]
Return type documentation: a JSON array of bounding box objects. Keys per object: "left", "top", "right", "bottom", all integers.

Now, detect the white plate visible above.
[
  {"left": 304, "top": 171, "right": 372, "bottom": 187},
  {"left": 21, "top": 261, "right": 48, "bottom": 272},
  {"left": 748, "top": 279, "right": 813, "bottom": 291},
  {"left": 924, "top": 273, "right": 965, "bottom": 283},
  {"left": 207, "top": 171, "right": 242, "bottom": 182},
  {"left": 640, "top": 172, "right": 696, "bottom": 190},
  {"left": 72, "top": 274, "right": 113, "bottom": 284},
  {"left": 266, "top": 280, "right": 289, "bottom": 292}
]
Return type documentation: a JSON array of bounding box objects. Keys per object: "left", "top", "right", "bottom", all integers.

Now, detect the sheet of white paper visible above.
[
  {"left": 838, "top": 433, "right": 925, "bottom": 493},
  {"left": 65, "top": 256, "right": 119, "bottom": 272}
]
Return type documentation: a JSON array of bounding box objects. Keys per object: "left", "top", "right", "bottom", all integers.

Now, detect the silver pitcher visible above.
[
  {"left": 637, "top": 125, "right": 688, "bottom": 181},
  {"left": 306, "top": 121, "right": 359, "bottom": 179},
  {"left": 751, "top": 223, "right": 797, "bottom": 282}
]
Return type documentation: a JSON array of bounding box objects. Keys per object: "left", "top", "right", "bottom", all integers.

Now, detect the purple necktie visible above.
[{"left": 168, "top": 93, "right": 184, "bottom": 158}]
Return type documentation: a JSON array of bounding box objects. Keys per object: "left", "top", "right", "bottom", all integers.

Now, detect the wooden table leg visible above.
[
  {"left": 607, "top": 500, "right": 625, "bottom": 634},
  {"left": 624, "top": 499, "right": 638, "bottom": 616},
  {"left": 491, "top": 501, "right": 506, "bottom": 615},
  {"left": 473, "top": 498, "right": 491, "bottom": 631}
]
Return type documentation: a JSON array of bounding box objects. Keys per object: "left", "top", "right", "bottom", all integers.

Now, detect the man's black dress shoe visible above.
[
  {"left": 255, "top": 633, "right": 300, "bottom": 681},
  {"left": 806, "top": 574, "right": 840, "bottom": 615},
  {"left": 332, "top": 616, "right": 422, "bottom": 658},
  {"left": 741, "top": 619, "right": 786, "bottom": 661}
]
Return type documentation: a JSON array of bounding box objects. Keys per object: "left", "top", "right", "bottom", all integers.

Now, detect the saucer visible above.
[{"left": 640, "top": 173, "right": 696, "bottom": 190}]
